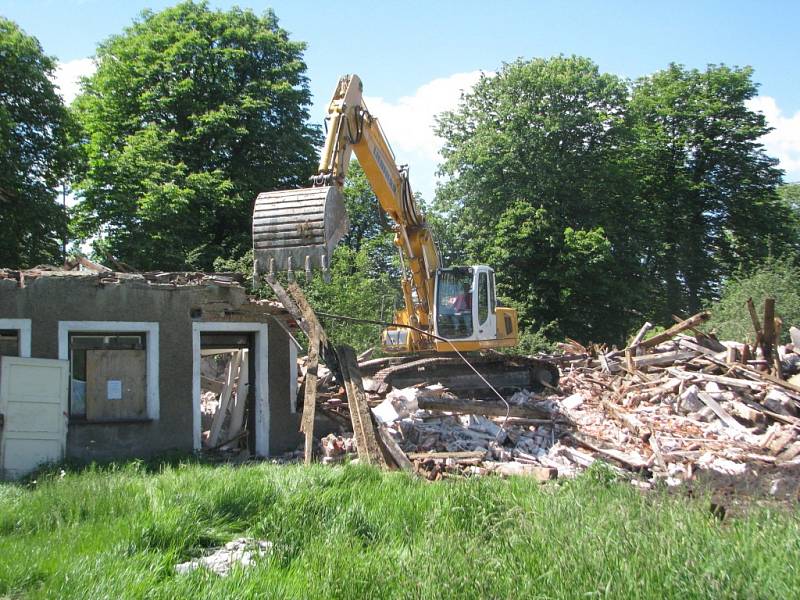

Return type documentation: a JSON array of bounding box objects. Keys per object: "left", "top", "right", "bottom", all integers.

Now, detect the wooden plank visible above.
[
  {"left": 671, "top": 315, "right": 726, "bottom": 351},
  {"left": 629, "top": 322, "right": 652, "bottom": 358},
  {"left": 338, "top": 345, "right": 387, "bottom": 468},
  {"left": 635, "top": 312, "right": 711, "bottom": 350},
  {"left": 696, "top": 390, "right": 746, "bottom": 431},
  {"left": 287, "top": 282, "right": 328, "bottom": 344},
  {"left": 226, "top": 350, "right": 248, "bottom": 442},
  {"left": 763, "top": 297, "right": 776, "bottom": 355},
  {"left": 632, "top": 350, "right": 696, "bottom": 368},
  {"left": 726, "top": 346, "right": 738, "bottom": 365},
  {"left": 666, "top": 368, "right": 764, "bottom": 390},
  {"left": 407, "top": 450, "right": 487, "bottom": 461},
  {"left": 625, "top": 348, "right": 635, "bottom": 372},
  {"left": 677, "top": 338, "right": 718, "bottom": 356},
  {"left": 208, "top": 351, "right": 242, "bottom": 446},
  {"left": 568, "top": 432, "right": 648, "bottom": 469},
  {"left": 377, "top": 426, "right": 414, "bottom": 471},
  {"left": 417, "top": 395, "right": 551, "bottom": 419},
  {"left": 265, "top": 276, "right": 309, "bottom": 337},
  {"left": 278, "top": 281, "right": 333, "bottom": 465},
  {"left": 300, "top": 327, "right": 319, "bottom": 465},
  {"left": 85, "top": 349, "right": 147, "bottom": 421}
]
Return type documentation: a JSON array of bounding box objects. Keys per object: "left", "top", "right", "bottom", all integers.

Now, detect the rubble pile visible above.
[
  {"left": 175, "top": 538, "right": 273, "bottom": 576},
  {"left": 310, "top": 316, "right": 800, "bottom": 495}
]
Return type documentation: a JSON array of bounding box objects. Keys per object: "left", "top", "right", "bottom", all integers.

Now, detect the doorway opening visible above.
[{"left": 199, "top": 332, "right": 254, "bottom": 454}]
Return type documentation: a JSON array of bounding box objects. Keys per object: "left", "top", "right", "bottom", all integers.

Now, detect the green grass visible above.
[{"left": 0, "top": 461, "right": 798, "bottom": 599}]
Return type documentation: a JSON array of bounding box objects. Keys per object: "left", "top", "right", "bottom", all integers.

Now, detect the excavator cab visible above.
[
  {"left": 430, "top": 266, "right": 518, "bottom": 352},
  {"left": 380, "top": 266, "right": 519, "bottom": 353}
]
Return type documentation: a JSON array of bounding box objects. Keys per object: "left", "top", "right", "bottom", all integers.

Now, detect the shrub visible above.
[{"left": 706, "top": 257, "right": 800, "bottom": 343}]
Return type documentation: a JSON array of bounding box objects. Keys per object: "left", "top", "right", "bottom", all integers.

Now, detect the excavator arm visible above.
[
  {"left": 254, "top": 74, "right": 440, "bottom": 351},
  {"left": 316, "top": 75, "right": 440, "bottom": 340}
]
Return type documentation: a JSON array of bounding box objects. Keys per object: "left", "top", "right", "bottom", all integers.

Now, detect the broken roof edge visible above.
[{"left": 0, "top": 268, "right": 247, "bottom": 288}]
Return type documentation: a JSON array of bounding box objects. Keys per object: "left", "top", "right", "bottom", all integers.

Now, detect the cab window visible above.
[
  {"left": 436, "top": 269, "right": 474, "bottom": 339},
  {"left": 478, "top": 272, "right": 489, "bottom": 324}
]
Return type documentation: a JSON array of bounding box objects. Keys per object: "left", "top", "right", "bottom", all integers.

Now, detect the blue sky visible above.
[{"left": 3, "top": 0, "right": 799, "bottom": 198}]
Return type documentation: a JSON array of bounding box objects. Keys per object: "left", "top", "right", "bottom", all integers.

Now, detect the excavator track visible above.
[{"left": 369, "top": 354, "right": 560, "bottom": 397}]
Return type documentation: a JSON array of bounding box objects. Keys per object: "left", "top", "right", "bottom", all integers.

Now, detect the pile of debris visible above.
[
  {"left": 311, "top": 308, "right": 800, "bottom": 496},
  {"left": 175, "top": 538, "right": 272, "bottom": 576}
]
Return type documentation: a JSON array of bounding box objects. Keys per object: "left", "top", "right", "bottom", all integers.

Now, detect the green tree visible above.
[
  {"left": 0, "top": 18, "right": 74, "bottom": 268},
  {"left": 303, "top": 161, "right": 401, "bottom": 351},
  {"left": 436, "top": 56, "right": 644, "bottom": 344},
  {"left": 72, "top": 1, "right": 320, "bottom": 270},
  {"left": 339, "top": 162, "right": 397, "bottom": 278},
  {"left": 778, "top": 182, "right": 800, "bottom": 248},
  {"left": 305, "top": 243, "right": 398, "bottom": 352},
  {"left": 629, "top": 64, "right": 795, "bottom": 319}
]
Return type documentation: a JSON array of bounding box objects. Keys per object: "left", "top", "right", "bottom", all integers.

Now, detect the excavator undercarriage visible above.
[{"left": 360, "top": 353, "right": 560, "bottom": 398}]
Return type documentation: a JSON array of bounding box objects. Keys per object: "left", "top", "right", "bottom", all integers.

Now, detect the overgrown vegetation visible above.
[
  {"left": 706, "top": 257, "right": 800, "bottom": 344},
  {"left": 0, "top": 461, "right": 798, "bottom": 598}
]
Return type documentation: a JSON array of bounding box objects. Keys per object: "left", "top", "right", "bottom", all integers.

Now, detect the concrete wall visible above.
[{"left": 0, "top": 273, "right": 300, "bottom": 461}]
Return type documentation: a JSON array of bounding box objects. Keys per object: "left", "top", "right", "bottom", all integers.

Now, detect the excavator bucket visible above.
[{"left": 252, "top": 186, "right": 349, "bottom": 278}]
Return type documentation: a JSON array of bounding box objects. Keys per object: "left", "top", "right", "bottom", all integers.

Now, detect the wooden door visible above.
[{"left": 0, "top": 357, "right": 69, "bottom": 479}]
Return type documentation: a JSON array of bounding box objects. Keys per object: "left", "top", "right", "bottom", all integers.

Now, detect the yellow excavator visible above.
[{"left": 253, "top": 74, "right": 558, "bottom": 392}]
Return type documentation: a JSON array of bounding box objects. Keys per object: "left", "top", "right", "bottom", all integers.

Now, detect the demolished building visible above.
[{"left": 0, "top": 268, "right": 301, "bottom": 478}]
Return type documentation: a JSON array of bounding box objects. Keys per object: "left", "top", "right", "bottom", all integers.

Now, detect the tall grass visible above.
[{"left": 0, "top": 461, "right": 798, "bottom": 599}]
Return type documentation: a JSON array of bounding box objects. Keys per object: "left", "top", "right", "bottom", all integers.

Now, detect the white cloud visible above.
[
  {"left": 363, "top": 71, "right": 487, "bottom": 200},
  {"left": 747, "top": 96, "right": 800, "bottom": 182},
  {"left": 51, "top": 57, "right": 95, "bottom": 105}
]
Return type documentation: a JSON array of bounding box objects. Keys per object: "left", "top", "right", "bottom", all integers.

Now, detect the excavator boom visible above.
[{"left": 252, "top": 74, "right": 527, "bottom": 358}]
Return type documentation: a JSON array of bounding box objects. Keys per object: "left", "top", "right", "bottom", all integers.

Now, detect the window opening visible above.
[
  {"left": 68, "top": 333, "right": 146, "bottom": 420},
  {"left": 0, "top": 330, "right": 19, "bottom": 357}
]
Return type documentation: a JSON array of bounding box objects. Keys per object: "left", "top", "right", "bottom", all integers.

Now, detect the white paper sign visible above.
[{"left": 107, "top": 379, "right": 123, "bottom": 400}]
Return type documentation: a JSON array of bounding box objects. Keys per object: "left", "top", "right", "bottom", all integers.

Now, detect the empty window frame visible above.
[
  {"left": 0, "top": 330, "right": 19, "bottom": 358},
  {"left": 0, "top": 319, "right": 31, "bottom": 358}
]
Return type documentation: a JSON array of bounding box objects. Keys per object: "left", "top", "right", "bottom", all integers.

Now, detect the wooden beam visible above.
[
  {"left": 226, "top": 350, "right": 248, "bottom": 444},
  {"left": 635, "top": 312, "right": 710, "bottom": 350},
  {"left": 407, "top": 450, "right": 488, "bottom": 461},
  {"left": 268, "top": 279, "right": 331, "bottom": 465},
  {"left": 300, "top": 328, "right": 319, "bottom": 465},
  {"left": 338, "top": 345, "right": 387, "bottom": 468},
  {"left": 632, "top": 349, "right": 696, "bottom": 368},
  {"left": 747, "top": 297, "right": 763, "bottom": 349},
  {"left": 265, "top": 276, "right": 309, "bottom": 336},
  {"left": 629, "top": 322, "right": 652, "bottom": 357},
  {"left": 696, "top": 390, "right": 746, "bottom": 431},
  {"left": 763, "top": 298, "right": 776, "bottom": 364},
  {"left": 377, "top": 426, "right": 414, "bottom": 471},
  {"left": 417, "top": 395, "right": 552, "bottom": 419},
  {"left": 207, "top": 351, "right": 242, "bottom": 447}
]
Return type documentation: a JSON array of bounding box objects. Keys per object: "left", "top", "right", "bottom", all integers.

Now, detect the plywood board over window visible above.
[{"left": 86, "top": 349, "right": 147, "bottom": 421}]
